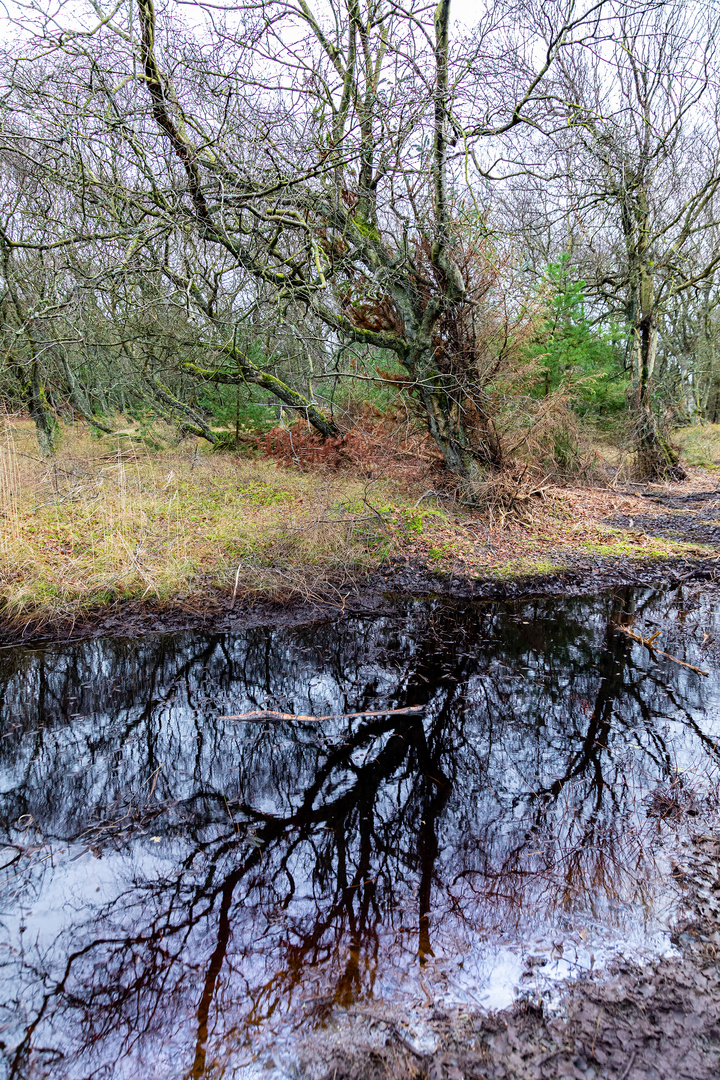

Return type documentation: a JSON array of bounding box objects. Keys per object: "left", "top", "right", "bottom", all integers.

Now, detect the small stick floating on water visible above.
[
  {"left": 615, "top": 625, "right": 710, "bottom": 677},
  {"left": 220, "top": 704, "right": 426, "bottom": 723}
]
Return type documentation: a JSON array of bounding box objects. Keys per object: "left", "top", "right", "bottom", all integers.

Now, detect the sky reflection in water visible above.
[{"left": 1, "top": 586, "right": 719, "bottom": 1079}]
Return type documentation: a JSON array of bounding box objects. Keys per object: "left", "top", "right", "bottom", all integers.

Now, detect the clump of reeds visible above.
[{"left": 0, "top": 411, "right": 21, "bottom": 561}]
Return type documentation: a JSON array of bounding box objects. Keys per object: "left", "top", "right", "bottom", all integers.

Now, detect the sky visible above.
[{"left": 0, "top": 0, "right": 486, "bottom": 41}]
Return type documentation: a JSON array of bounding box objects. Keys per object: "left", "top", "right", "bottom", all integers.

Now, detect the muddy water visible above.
[{"left": 1, "top": 586, "right": 719, "bottom": 1079}]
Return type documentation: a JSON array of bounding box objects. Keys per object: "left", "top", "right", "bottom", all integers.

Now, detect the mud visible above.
[
  {"left": 611, "top": 488, "right": 720, "bottom": 550},
  {"left": 311, "top": 831, "right": 720, "bottom": 1080},
  {"left": 3, "top": 484, "right": 720, "bottom": 650},
  {"left": 1, "top": 554, "right": 718, "bottom": 650}
]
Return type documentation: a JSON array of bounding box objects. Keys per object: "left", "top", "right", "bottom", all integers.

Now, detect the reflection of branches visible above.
[{"left": 2, "top": 589, "right": 720, "bottom": 1076}]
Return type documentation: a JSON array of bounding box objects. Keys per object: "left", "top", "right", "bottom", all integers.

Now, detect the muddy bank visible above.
[
  {"left": 3, "top": 479, "right": 720, "bottom": 648},
  {"left": 315, "top": 951, "right": 720, "bottom": 1080},
  {"left": 294, "top": 829, "right": 720, "bottom": 1080},
  {"left": 1, "top": 552, "right": 718, "bottom": 649}
]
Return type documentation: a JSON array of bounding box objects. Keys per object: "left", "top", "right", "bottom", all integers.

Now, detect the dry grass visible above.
[
  {"left": 0, "top": 418, "right": 412, "bottom": 622},
  {"left": 673, "top": 423, "right": 720, "bottom": 471},
  {"left": 1, "top": 417, "right": 716, "bottom": 626}
]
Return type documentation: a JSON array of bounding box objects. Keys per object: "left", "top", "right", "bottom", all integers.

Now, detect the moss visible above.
[{"left": 484, "top": 557, "right": 564, "bottom": 580}]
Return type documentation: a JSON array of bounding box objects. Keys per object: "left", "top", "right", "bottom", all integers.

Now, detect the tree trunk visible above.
[
  {"left": 631, "top": 279, "right": 684, "bottom": 480},
  {"left": 28, "top": 361, "right": 59, "bottom": 457}
]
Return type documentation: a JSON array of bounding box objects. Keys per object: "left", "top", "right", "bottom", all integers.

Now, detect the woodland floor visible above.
[
  {"left": 3, "top": 417, "right": 720, "bottom": 643},
  {"left": 3, "top": 458, "right": 720, "bottom": 645}
]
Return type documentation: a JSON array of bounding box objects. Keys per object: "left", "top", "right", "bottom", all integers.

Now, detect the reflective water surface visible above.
[{"left": 1, "top": 587, "right": 719, "bottom": 1079}]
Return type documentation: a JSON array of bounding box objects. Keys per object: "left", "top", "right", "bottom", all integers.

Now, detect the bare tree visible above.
[
  {"left": 0, "top": 0, "right": 617, "bottom": 474},
  {"left": 505, "top": 1, "right": 720, "bottom": 476}
]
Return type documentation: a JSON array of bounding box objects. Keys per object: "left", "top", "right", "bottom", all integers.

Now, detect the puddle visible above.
[{"left": 1, "top": 586, "right": 719, "bottom": 1078}]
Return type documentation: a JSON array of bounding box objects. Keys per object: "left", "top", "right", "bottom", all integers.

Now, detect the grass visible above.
[
  {"left": 1, "top": 417, "right": 716, "bottom": 627},
  {"left": 0, "top": 418, "right": 413, "bottom": 621},
  {"left": 674, "top": 423, "right": 720, "bottom": 470}
]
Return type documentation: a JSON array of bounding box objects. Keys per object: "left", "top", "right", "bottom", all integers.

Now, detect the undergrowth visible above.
[
  {"left": 0, "top": 416, "right": 713, "bottom": 626},
  {"left": 673, "top": 424, "right": 720, "bottom": 470}
]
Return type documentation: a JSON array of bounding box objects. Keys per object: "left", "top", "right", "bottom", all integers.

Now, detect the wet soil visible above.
[
  {"left": 314, "top": 831, "right": 720, "bottom": 1080},
  {"left": 611, "top": 488, "right": 720, "bottom": 551},
  {"left": 2, "top": 484, "right": 720, "bottom": 651},
  {"left": 1, "top": 554, "right": 719, "bottom": 650},
  {"left": 4, "top": 481, "right": 720, "bottom": 648}
]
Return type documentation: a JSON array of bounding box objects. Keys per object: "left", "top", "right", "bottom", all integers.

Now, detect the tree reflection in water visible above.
[{"left": 1, "top": 587, "right": 719, "bottom": 1079}]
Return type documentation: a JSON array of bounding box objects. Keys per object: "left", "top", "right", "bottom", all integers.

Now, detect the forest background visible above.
[{"left": 2, "top": 0, "right": 720, "bottom": 623}]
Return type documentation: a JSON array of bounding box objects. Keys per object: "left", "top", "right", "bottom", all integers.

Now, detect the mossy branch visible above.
[{"left": 184, "top": 354, "right": 340, "bottom": 439}]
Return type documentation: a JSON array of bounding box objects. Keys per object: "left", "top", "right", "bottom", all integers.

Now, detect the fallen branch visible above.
[
  {"left": 220, "top": 704, "right": 426, "bottom": 722},
  {"left": 615, "top": 625, "right": 709, "bottom": 676}
]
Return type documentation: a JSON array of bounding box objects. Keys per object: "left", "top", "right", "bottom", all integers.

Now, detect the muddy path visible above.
[{"left": 611, "top": 488, "right": 720, "bottom": 550}]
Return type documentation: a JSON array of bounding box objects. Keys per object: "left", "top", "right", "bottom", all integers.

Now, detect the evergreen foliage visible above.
[{"left": 528, "top": 257, "right": 627, "bottom": 417}]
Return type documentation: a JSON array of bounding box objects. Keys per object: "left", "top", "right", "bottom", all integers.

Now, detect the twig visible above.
[
  {"left": 387, "top": 1023, "right": 427, "bottom": 1060},
  {"left": 615, "top": 625, "right": 709, "bottom": 676},
  {"left": 147, "top": 764, "right": 162, "bottom": 799},
  {"left": 619, "top": 1050, "right": 637, "bottom": 1080},
  {"left": 343, "top": 1013, "right": 426, "bottom": 1060},
  {"left": 591, "top": 1008, "right": 604, "bottom": 1057},
  {"left": 230, "top": 563, "right": 242, "bottom": 610},
  {"left": 362, "top": 495, "right": 389, "bottom": 532},
  {"left": 220, "top": 704, "right": 425, "bottom": 722}
]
